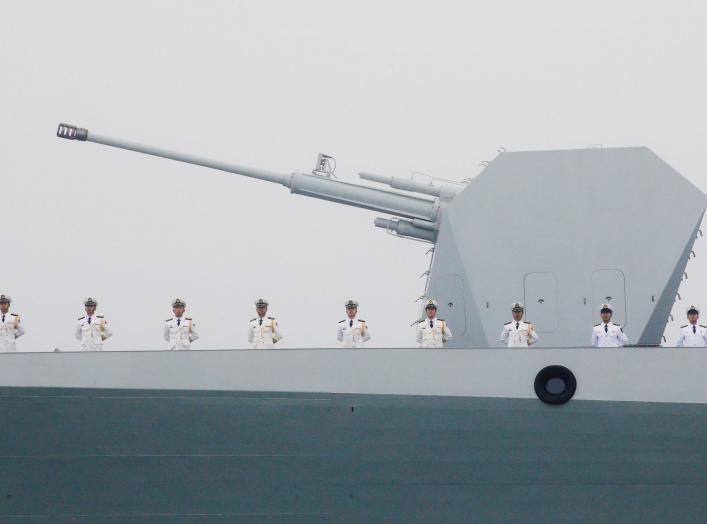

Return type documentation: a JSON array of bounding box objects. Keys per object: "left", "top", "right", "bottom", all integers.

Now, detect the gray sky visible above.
[{"left": 1, "top": 0, "right": 705, "bottom": 351}]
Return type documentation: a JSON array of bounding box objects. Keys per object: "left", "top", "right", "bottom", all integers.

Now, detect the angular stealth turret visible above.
[
  {"left": 426, "top": 148, "right": 706, "bottom": 348},
  {"left": 58, "top": 124, "right": 706, "bottom": 347}
]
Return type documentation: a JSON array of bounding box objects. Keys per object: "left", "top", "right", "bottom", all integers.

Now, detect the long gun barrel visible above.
[{"left": 57, "top": 124, "right": 440, "bottom": 227}]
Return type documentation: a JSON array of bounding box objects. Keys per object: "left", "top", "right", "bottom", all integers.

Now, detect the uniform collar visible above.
[{"left": 347, "top": 316, "right": 358, "bottom": 323}]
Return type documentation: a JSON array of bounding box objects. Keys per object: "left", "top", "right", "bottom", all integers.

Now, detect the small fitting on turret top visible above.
[{"left": 57, "top": 123, "right": 88, "bottom": 141}]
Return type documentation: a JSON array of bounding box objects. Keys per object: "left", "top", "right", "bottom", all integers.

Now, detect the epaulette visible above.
[
  {"left": 525, "top": 320, "right": 531, "bottom": 324},
  {"left": 504, "top": 321, "right": 511, "bottom": 325},
  {"left": 268, "top": 316, "right": 275, "bottom": 320},
  {"left": 165, "top": 318, "right": 172, "bottom": 322},
  {"left": 338, "top": 319, "right": 346, "bottom": 323},
  {"left": 10, "top": 313, "right": 18, "bottom": 316},
  {"left": 594, "top": 323, "right": 600, "bottom": 327},
  {"left": 701, "top": 325, "right": 707, "bottom": 328},
  {"left": 96, "top": 315, "right": 104, "bottom": 318},
  {"left": 78, "top": 316, "right": 85, "bottom": 320},
  {"left": 438, "top": 318, "right": 445, "bottom": 321},
  {"left": 250, "top": 317, "right": 257, "bottom": 322},
  {"left": 359, "top": 319, "right": 365, "bottom": 322},
  {"left": 185, "top": 317, "right": 192, "bottom": 320},
  {"left": 416, "top": 319, "right": 425, "bottom": 324},
  {"left": 680, "top": 325, "right": 688, "bottom": 328}
]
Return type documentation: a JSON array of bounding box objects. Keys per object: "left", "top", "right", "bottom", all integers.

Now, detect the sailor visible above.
[
  {"left": 337, "top": 299, "right": 371, "bottom": 348},
  {"left": 163, "top": 298, "right": 199, "bottom": 350},
  {"left": 248, "top": 298, "right": 282, "bottom": 349},
  {"left": 0, "top": 295, "right": 25, "bottom": 352},
  {"left": 675, "top": 305, "right": 707, "bottom": 347},
  {"left": 591, "top": 303, "right": 628, "bottom": 348},
  {"left": 75, "top": 297, "right": 112, "bottom": 351},
  {"left": 500, "top": 302, "right": 539, "bottom": 347},
  {"left": 416, "top": 299, "right": 452, "bottom": 348}
]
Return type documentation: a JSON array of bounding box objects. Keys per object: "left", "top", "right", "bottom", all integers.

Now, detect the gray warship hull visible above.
[{"left": 1, "top": 348, "right": 705, "bottom": 523}]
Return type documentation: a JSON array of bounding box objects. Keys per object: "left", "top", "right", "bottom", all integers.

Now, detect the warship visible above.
[{"left": 0, "top": 124, "right": 704, "bottom": 522}]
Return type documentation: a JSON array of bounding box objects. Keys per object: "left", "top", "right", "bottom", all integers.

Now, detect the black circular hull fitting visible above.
[{"left": 534, "top": 365, "right": 577, "bottom": 404}]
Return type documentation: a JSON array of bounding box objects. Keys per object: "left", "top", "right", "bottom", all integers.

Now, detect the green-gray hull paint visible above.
[{"left": 0, "top": 387, "right": 705, "bottom": 523}]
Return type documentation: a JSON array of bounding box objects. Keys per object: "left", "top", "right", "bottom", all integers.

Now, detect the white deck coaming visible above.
[{"left": 0, "top": 347, "right": 705, "bottom": 404}]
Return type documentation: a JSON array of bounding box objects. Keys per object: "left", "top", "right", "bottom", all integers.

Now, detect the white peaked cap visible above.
[{"left": 686, "top": 305, "right": 700, "bottom": 314}]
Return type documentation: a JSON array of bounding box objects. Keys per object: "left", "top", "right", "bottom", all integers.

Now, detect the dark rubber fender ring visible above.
[{"left": 534, "top": 365, "right": 577, "bottom": 405}]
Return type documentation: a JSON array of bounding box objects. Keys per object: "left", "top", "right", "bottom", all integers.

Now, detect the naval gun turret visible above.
[{"left": 58, "top": 124, "right": 707, "bottom": 348}]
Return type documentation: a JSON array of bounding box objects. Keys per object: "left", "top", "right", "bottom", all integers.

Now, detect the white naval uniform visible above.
[
  {"left": 248, "top": 316, "right": 282, "bottom": 349},
  {"left": 0, "top": 312, "right": 25, "bottom": 352},
  {"left": 500, "top": 320, "right": 539, "bottom": 348},
  {"left": 337, "top": 317, "right": 371, "bottom": 348},
  {"left": 675, "top": 323, "right": 707, "bottom": 347},
  {"left": 163, "top": 316, "right": 199, "bottom": 350},
  {"left": 416, "top": 317, "right": 452, "bottom": 348},
  {"left": 75, "top": 315, "right": 112, "bottom": 351},
  {"left": 591, "top": 322, "right": 628, "bottom": 348}
]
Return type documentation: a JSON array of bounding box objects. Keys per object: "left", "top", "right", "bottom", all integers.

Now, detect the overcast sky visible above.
[{"left": 1, "top": 0, "right": 705, "bottom": 351}]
